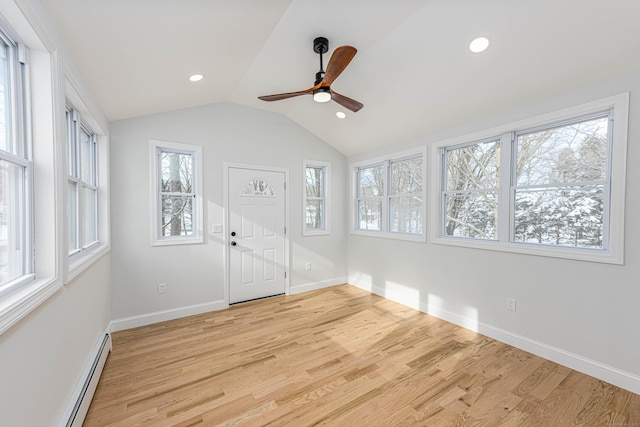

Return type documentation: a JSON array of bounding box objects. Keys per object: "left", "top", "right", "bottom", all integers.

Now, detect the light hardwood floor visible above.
[{"left": 85, "top": 285, "right": 640, "bottom": 426}]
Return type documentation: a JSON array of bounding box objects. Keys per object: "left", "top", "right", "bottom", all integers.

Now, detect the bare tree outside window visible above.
[
  {"left": 160, "top": 151, "right": 194, "bottom": 237},
  {"left": 514, "top": 116, "right": 608, "bottom": 248},
  {"left": 444, "top": 140, "right": 499, "bottom": 239},
  {"left": 442, "top": 114, "right": 609, "bottom": 249},
  {"left": 305, "top": 166, "right": 324, "bottom": 231},
  {"left": 389, "top": 157, "right": 423, "bottom": 233},
  {"left": 357, "top": 164, "right": 384, "bottom": 230}
]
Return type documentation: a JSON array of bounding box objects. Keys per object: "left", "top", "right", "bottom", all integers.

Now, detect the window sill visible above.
[
  {"left": 303, "top": 230, "right": 331, "bottom": 237},
  {"left": 432, "top": 236, "right": 623, "bottom": 265},
  {"left": 351, "top": 229, "right": 426, "bottom": 243},
  {"left": 151, "top": 237, "right": 204, "bottom": 247},
  {"left": 0, "top": 276, "right": 63, "bottom": 335},
  {"left": 67, "top": 243, "right": 111, "bottom": 284}
]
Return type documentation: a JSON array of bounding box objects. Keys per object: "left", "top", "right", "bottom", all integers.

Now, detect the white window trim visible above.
[
  {"left": 430, "top": 93, "right": 629, "bottom": 264},
  {"left": 64, "top": 79, "right": 110, "bottom": 285},
  {"left": 303, "top": 159, "right": 331, "bottom": 236},
  {"left": 0, "top": 4, "right": 82, "bottom": 334},
  {"left": 351, "top": 146, "right": 427, "bottom": 242},
  {"left": 149, "top": 139, "right": 204, "bottom": 246}
]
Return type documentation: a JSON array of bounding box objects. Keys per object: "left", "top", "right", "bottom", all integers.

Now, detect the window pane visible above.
[
  {"left": 161, "top": 151, "right": 193, "bottom": 193},
  {"left": 305, "top": 199, "right": 324, "bottom": 230},
  {"left": 445, "top": 192, "right": 497, "bottom": 239},
  {"left": 390, "top": 196, "right": 422, "bottom": 233},
  {"left": 391, "top": 157, "right": 422, "bottom": 195},
  {"left": 358, "top": 165, "right": 384, "bottom": 197},
  {"left": 516, "top": 116, "right": 608, "bottom": 186},
  {"left": 161, "top": 195, "right": 193, "bottom": 236},
  {"left": 514, "top": 186, "right": 604, "bottom": 248},
  {"left": 66, "top": 111, "right": 76, "bottom": 177},
  {"left": 446, "top": 141, "right": 499, "bottom": 191},
  {"left": 306, "top": 166, "right": 323, "bottom": 197},
  {"left": 0, "top": 160, "right": 26, "bottom": 285},
  {"left": 358, "top": 199, "right": 382, "bottom": 231},
  {"left": 0, "top": 42, "right": 9, "bottom": 154},
  {"left": 81, "top": 186, "right": 97, "bottom": 247},
  {"left": 68, "top": 180, "right": 78, "bottom": 253},
  {"left": 80, "top": 128, "right": 95, "bottom": 184}
]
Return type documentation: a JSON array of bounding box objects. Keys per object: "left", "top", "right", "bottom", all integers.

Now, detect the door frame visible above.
[{"left": 223, "top": 162, "right": 290, "bottom": 305}]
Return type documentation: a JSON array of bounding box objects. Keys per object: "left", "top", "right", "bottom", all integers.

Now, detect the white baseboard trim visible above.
[
  {"left": 349, "top": 278, "right": 640, "bottom": 395},
  {"left": 109, "top": 299, "right": 227, "bottom": 332},
  {"left": 57, "top": 332, "right": 112, "bottom": 427},
  {"left": 289, "top": 277, "right": 348, "bottom": 295}
]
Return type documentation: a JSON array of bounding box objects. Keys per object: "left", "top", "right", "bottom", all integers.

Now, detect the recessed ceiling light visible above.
[
  {"left": 189, "top": 74, "right": 204, "bottom": 82},
  {"left": 469, "top": 37, "right": 490, "bottom": 53},
  {"left": 336, "top": 111, "right": 346, "bottom": 119}
]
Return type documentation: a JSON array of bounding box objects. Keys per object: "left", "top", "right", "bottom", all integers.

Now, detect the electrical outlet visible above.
[
  {"left": 306, "top": 263, "right": 311, "bottom": 271},
  {"left": 158, "top": 283, "right": 166, "bottom": 294},
  {"left": 507, "top": 297, "right": 516, "bottom": 311}
]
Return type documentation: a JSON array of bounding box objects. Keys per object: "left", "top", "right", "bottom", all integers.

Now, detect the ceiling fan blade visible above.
[
  {"left": 331, "top": 90, "right": 363, "bottom": 112},
  {"left": 321, "top": 46, "right": 357, "bottom": 87},
  {"left": 258, "top": 87, "right": 315, "bottom": 101}
]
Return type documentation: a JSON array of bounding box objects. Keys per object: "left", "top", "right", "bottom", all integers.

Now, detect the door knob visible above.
[
  {"left": 231, "top": 231, "right": 236, "bottom": 236},
  {"left": 231, "top": 241, "right": 237, "bottom": 246}
]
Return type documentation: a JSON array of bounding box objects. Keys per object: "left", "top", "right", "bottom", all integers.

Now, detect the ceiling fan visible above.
[{"left": 258, "top": 37, "right": 363, "bottom": 112}]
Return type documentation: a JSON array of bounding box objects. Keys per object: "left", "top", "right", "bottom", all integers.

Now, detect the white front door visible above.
[{"left": 228, "top": 167, "right": 287, "bottom": 304}]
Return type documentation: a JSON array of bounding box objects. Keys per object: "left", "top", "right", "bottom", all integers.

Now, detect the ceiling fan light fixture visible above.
[{"left": 313, "top": 88, "right": 331, "bottom": 103}]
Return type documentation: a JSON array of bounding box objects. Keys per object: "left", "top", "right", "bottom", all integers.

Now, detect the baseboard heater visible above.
[{"left": 60, "top": 333, "right": 112, "bottom": 427}]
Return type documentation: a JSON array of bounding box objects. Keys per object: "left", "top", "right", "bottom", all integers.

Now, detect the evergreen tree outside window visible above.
[{"left": 434, "top": 94, "right": 628, "bottom": 264}]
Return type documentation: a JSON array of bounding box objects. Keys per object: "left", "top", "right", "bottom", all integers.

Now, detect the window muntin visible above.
[
  {"left": 0, "top": 31, "right": 31, "bottom": 295},
  {"left": 67, "top": 109, "right": 98, "bottom": 256},
  {"left": 513, "top": 114, "right": 609, "bottom": 249},
  {"left": 389, "top": 156, "right": 423, "bottom": 234},
  {"left": 443, "top": 140, "right": 499, "bottom": 239}
]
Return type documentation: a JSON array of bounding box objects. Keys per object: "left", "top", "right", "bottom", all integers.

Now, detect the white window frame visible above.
[
  {"left": 351, "top": 147, "right": 427, "bottom": 242},
  {"left": 303, "top": 159, "right": 331, "bottom": 236},
  {"left": 0, "top": 29, "right": 33, "bottom": 298},
  {"left": 149, "top": 139, "right": 203, "bottom": 246},
  {"left": 64, "top": 82, "right": 110, "bottom": 285},
  {"left": 66, "top": 107, "right": 99, "bottom": 258},
  {"left": 431, "top": 93, "right": 629, "bottom": 264}
]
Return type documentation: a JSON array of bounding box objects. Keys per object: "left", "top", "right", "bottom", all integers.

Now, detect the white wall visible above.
[
  {"left": 0, "top": 1, "right": 112, "bottom": 425},
  {"left": 347, "top": 71, "right": 640, "bottom": 393},
  {"left": 109, "top": 103, "right": 347, "bottom": 324},
  {"left": 0, "top": 255, "right": 112, "bottom": 426}
]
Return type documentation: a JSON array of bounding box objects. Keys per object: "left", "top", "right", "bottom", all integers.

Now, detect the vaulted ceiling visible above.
[{"left": 40, "top": 0, "right": 640, "bottom": 156}]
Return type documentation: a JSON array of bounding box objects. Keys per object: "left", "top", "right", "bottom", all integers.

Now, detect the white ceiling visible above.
[{"left": 40, "top": 0, "right": 640, "bottom": 156}]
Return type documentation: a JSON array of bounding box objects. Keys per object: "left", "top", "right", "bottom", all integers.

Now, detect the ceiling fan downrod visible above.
[{"left": 313, "top": 36, "right": 329, "bottom": 85}]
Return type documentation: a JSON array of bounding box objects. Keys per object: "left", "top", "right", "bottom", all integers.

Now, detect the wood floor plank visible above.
[{"left": 84, "top": 285, "right": 640, "bottom": 426}]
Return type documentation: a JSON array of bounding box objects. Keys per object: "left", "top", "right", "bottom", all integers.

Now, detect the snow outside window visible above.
[
  {"left": 434, "top": 94, "right": 628, "bottom": 264},
  {"left": 352, "top": 148, "right": 426, "bottom": 242}
]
